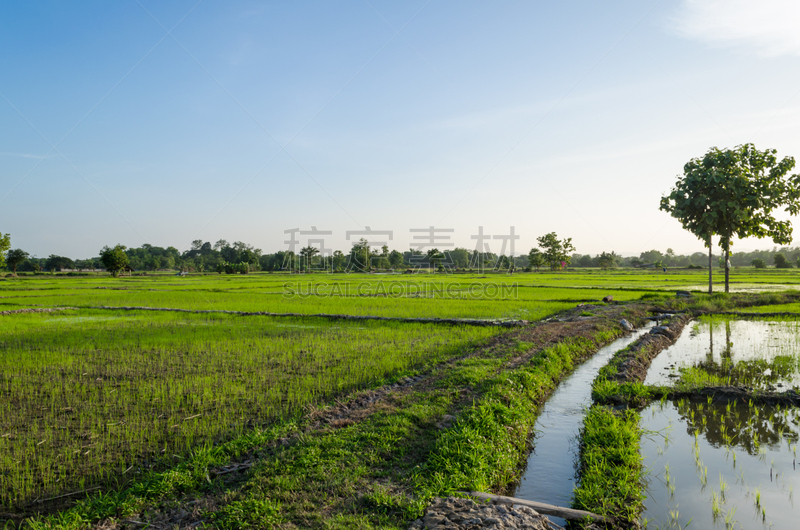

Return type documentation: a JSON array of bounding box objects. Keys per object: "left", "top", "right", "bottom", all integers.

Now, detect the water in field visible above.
[
  {"left": 645, "top": 319, "right": 800, "bottom": 390},
  {"left": 641, "top": 398, "right": 800, "bottom": 530},
  {"left": 514, "top": 323, "right": 654, "bottom": 525},
  {"left": 674, "top": 284, "right": 796, "bottom": 293}
]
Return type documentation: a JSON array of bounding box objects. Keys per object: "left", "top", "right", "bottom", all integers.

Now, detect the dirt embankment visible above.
[{"left": 604, "top": 314, "right": 691, "bottom": 384}]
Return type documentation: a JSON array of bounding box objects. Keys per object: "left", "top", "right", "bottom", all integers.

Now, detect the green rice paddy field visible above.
[{"left": 2, "top": 268, "right": 800, "bottom": 526}]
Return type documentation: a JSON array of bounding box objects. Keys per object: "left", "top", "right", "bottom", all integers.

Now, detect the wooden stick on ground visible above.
[{"left": 459, "top": 491, "right": 612, "bottom": 523}]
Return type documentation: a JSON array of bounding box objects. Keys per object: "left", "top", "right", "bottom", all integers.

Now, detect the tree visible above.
[
  {"left": 332, "top": 250, "right": 346, "bottom": 271},
  {"left": 6, "top": 249, "right": 29, "bottom": 275},
  {"left": 639, "top": 250, "right": 664, "bottom": 264},
  {"left": 752, "top": 258, "right": 766, "bottom": 269},
  {"left": 45, "top": 254, "right": 75, "bottom": 271},
  {"left": 774, "top": 253, "right": 792, "bottom": 268},
  {"left": 388, "top": 249, "right": 404, "bottom": 269},
  {"left": 349, "top": 239, "right": 371, "bottom": 271},
  {"left": 100, "top": 244, "right": 130, "bottom": 277},
  {"left": 299, "top": 246, "right": 319, "bottom": 272},
  {"left": 528, "top": 248, "right": 545, "bottom": 271},
  {"left": 0, "top": 232, "right": 9, "bottom": 270},
  {"left": 661, "top": 144, "right": 800, "bottom": 293},
  {"left": 597, "top": 251, "right": 620, "bottom": 270},
  {"left": 449, "top": 248, "right": 470, "bottom": 269},
  {"left": 536, "top": 232, "right": 575, "bottom": 271},
  {"left": 426, "top": 248, "right": 444, "bottom": 273}
]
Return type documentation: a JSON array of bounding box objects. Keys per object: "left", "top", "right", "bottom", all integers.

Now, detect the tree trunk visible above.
[
  {"left": 708, "top": 235, "right": 713, "bottom": 294},
  {"left": 724, "top": 247, "right": 730, "bottom": 293}
]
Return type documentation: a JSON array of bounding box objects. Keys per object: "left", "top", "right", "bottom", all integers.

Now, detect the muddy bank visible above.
[
  {"left": 602, "top": 314, "right": 692, "bottom": 384},
  {"left": 666, "top": 385, "right": 800, "bottom": 406}
]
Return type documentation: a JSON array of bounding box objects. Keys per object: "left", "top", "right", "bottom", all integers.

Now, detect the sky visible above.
[{"left": 3, "top": 0, "right": 800, "bottom": 259}]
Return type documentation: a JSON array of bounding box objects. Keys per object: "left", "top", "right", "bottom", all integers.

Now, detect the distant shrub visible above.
[
  {"left": 774, "top": 253, "right": 792, "bottom": 268},
  {"left": 751, "top": 258, "right": 766, "bottom": 269}
]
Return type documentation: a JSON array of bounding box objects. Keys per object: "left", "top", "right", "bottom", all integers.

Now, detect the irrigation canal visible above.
[{"left": 514, "top": 322, "right": 654, "bottom": 526}]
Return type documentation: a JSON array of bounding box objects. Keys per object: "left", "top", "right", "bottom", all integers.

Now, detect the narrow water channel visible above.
[{"left": 514, "top": 324, "right": 653, "bottom": 524}]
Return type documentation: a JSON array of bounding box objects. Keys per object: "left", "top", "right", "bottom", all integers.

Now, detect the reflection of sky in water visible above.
[
  {"left": 673, "top": 284, "right": 797, "bottom": 292},
  {"left": 645, "top": 319, "right": 800, "bottom": 389},
  {"left": 641, "top": 399, "right": 800, "bottom": 530}
]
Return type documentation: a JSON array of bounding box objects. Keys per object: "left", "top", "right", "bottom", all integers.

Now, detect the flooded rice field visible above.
[
  {"left": 641, "top": 398, "right": 799, "bottom": 529},
  {"left": 645, "top": 319, "right": 800, "bottom": 391},
  {"left": 641, "top": 317, "right": 800, "bottom": 528}
]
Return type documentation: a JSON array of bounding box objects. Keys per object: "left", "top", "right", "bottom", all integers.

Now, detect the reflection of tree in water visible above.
[
  {"left": 694, "top": 319, "right": 797, "bottom": 388},
  {"left": 690, "top": 356, "right": 796, "bottom": 388},
  {"left": 675, "top": 399, "right": 800, "bottom": 455}
]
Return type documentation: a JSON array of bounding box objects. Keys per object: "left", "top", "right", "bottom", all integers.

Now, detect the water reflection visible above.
[
  {"left": 674, "top": 398, "right": 800, "bottom": 455},
  {"left": 645, "top": 319, "right": 800, "bottom": 389},
  {"left": 642, "top": 399, "right": 800, "bottom": 530}
]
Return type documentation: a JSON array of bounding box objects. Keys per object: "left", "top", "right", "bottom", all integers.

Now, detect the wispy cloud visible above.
[{"left": 671, "top": 0, "right": 800, "bottom": 57}]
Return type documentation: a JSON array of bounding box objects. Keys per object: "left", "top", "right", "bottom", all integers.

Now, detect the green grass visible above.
[{"left": 572, "top": 406, "right": 645, "bottom": 524}]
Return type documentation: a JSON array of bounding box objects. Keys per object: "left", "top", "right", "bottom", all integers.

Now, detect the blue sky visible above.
[{"left": 3, "top": 0, "right": 800, "bottom": 259}]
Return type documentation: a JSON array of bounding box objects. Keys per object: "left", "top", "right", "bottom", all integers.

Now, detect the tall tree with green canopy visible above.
[
  {"left": 100, "top": 244, "right": 130, "bottom": 277},
  {"left": 661, "top": 144, "right": 800, "bottom": 293},
  {"left": 299, "top": 246, "right": 319, "bottom": 272},
  {"left": 527, "top": 248, "right": 544, "bottom": 271},
  {"left": 6, "top": 249, "right": 29, "bottom": 275},
  {"left": 0, "top": 232, "right": 9, "bottom": 270},
  {"left": 536, "top": 232, "right": 575, "bottom": 271}
]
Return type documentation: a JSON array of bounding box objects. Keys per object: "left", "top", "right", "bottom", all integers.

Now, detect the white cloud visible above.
[{"left": 671, "top": 0, "right": 800, "bottom": 56}]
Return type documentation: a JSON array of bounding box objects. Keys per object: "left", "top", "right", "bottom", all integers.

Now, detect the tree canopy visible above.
[
  {"left": 45, "top": 254, "right": 75, "bottom": 271},
  {"left": 99, "top": 245, "right": 130, "bottom": 277},
  {"left": 661, "top": 144, "right": 800, "bottom": 292},
  {"left": 535, "top": 232, "right": 575, "bottom": 271},
  {"left": 0, "top": 233, "right": 9, "bottom": 270},
  {"left": 6, "top": 249, "right": 29, "bottom": 275}
]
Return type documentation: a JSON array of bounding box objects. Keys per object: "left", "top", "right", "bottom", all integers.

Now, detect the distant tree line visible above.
[
  {"left": 569, "top": 247, "right": 800, "bottom": 269},
  {"left": 4, "top": 231, "right": 800, "bottom": 275}
]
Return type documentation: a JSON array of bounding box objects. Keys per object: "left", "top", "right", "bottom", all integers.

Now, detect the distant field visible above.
[{"left": 2, "top": 268, "right": 799, "bottom": 319}]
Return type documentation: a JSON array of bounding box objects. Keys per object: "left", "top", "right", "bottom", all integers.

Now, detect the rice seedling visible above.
[
  {"left": 724, "top": 505, "right": 737, "bottom": 530},
  {"left": 0, "top": 309, "right": 500, "bottom": 508},
  {"left": 711, "top": 490, "right": 721, "bottom": 519}
]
